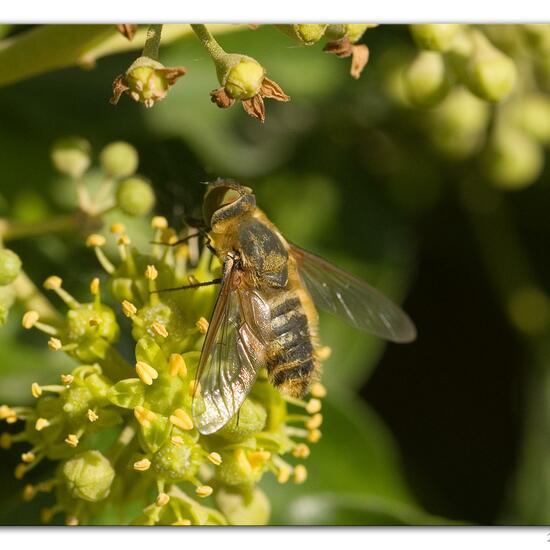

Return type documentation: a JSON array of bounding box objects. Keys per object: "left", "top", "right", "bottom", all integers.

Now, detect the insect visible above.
[{"left": 171, "top": 179, "right": 416, "bottom": 435}]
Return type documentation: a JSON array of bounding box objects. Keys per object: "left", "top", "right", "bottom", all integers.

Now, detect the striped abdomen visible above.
[{"left": 265, "top": 290, "right": 318, "bottom": 397}]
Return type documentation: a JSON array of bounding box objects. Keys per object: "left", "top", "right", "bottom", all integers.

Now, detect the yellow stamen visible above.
[
  {"left": 64, "top": 434, "right": 79, "bottom": 447},
  {"left": 35, "top": 418, "right": 50, "bottom": 431},
  {"left": 247, "top": 450, "right": 271, "bottom": 470},
  {"left": 172, "top": 519, "right": 192, "bottom": 526},
  {"left": 14, "top": 463, "right": 26, "bottom": 480},
  {"left": 207, "top": 452, "right": 223, "bottom": 466},
  {"left": 195, "top": 485, "right": 213, "bottom": 498},
  {"left": 156, "top": 493, "right": 170, "bottom": 507},
  {"left": 110, "top": 223, "right": 126, "bottom": 234},
  {"left": 151, "top": 216, "right": 168, "bottom": 229},
  {"left": 118, "top": 234, "right": 131, "bottom": 246},
  {"left": 61, "top": 374, "right": 74, "bottom": 385},
  {"left": 315, "top": 346, "right": 332, "bottom": 361},
  {"left": 21, "top": 451, "right": 36, "bottom": 463},
  {"left": 43, "top": 276, "right": 62, "bottom": 290},
  {"left": 307, "top": 429, "right": 322, "bottom": 443},
  {"left": 90, "top": 277, "right": 100, "bottom": 296},
  {"left": 277, "top": 465, "right": 291, "bottom": 484},
  {"left": 40, "top": 507, "right": 54, "bottom": 524},
  {"left": 0, "top": 433, "right": 12, "bottom": 449},
  {"left": 293, "top": 464, "right": 308, "bottom": 484},
  {"left": 65, "top": 516, "right": 79, "bottom": 526},
  {"left": 135, "top": 361, "right": 158, "bottom": 386},
  {"left": 122, "top": 300, "right": 138, "bottom": 317},
  {"left": 169, "top": 353, "right": 187, "bottom": 377},
  {"left": 133, "top": 458, "right": 151, "bottom": 472},
  {"left": 22, "top": 311, "right": 39, "bottom": 329},
  {"left": 196, "top": 317, "right": 209, "bottom": 334},
  {"left": 145, "top": 264, "right": 158, "bottom": 280},
  {"left": 86, "top": 234, "right": 106, "bottom": 247},
  {"left": 31, "top": 383, "right": 42, "bottom": 399},
  {"left": 292, "top": 443, "right": 311, "bottom": 459},
  {"left": 23, "top": 484, "right": 37, "bottom": 501},
  {"left": 171, "top": 435, "right": 184, "bottom": 447},
  {"left": 152, "top": 321, "right": 168, "bottom": 338},
  {"left": 170, "top": 408, "right": 194, "bottom": 431},
  {"left": 87, "top": 409, "right": 99, "bottom": 422},
  {"left": 305, "top": 398, "right": 322, "bottom": 415},
  {"left": 134, "top": 406, "right": 157, "bottom": 427},
  {"left": 188, "top": 379, "right": 200, "bottom": 397},
  {"left": 6, "top": 415, "right": 17, "bottom": 424},
  {"left": 48, "top": 337, "right": 62, "bottom": 351},
  {"left": 310, "top": 382, "right": 327, "bottom": 399},
  {"left": 306, "top": 413, "right": 323, "bottom": 430},
  {"left": 0, "top": 405, "right": 16, "bottom": 420}
]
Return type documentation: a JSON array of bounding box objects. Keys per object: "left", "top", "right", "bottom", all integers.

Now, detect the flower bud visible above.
[
  {"left": 223, "top": 56, "right": 265, "bottom": 101},
  {"left": 51, "top": 137, "right": 91, "bottom": 179},
  {"left": 151, "top": 436, "right": 202, "bottom": 482},
  {"left": 275, "top": 24, "right": 327, "bottom": 45},
  {"left": 0, "top": 285, "right": 15, "bottom": 326},
  {"left": 62, "top": 450, "right": 115, "bottom": 502},
  {"left": 115, "top": 177, "right": 155, "bottom": 216},
  {"left": 410, "top": 24, "right": 463, "bottom": 52},
  {"left": 506, "top": 93, "right": 550, "bottom": 144},
  {"left": 428, "top": 87, "right": 490, "bottom": 159},
  {"left": 462, "top": 30, "right": 516, "bottom": 102},
  {"left": 507, "top": 285, "right": 550, "bottom": 335},
  {"left": 402, "top": 51, "right": 450, "bottom": 107},
  {"left": 0, "top": 248, "right": 21, "bottom": 286},
  {"left": 99, "top": 142, "right": 139, "bottom": 178},
  {"left": 218, "top": 398, "right": 267, "bottom": 442},
  {"left": 522, "top": 24, "right": 550, "bottom": 54},
  {"left": 66, "top": 304, "right": 120, "bottom": 345},
  {"left": 111, "top": 56, "right": 186, "bottom": 109},
  {"left": 215, "top": 485, "right": 270, "bottom": 525},
  {"left": 482, "top": 126, "right": 544, "bottom": 190}
]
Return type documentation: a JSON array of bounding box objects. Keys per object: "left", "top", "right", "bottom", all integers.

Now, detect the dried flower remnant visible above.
[
  {"left": 0, "top": 187, "right": 327, "bottom": 525},
  {"left": 324, "top": 24, "right": 377, "bottom": 79},
  {"left": 116, "top": 24, "right": 138, "bottom": 41}
]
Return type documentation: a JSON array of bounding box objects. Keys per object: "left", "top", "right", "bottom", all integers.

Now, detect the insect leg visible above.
[
  {"left": 149, "top": 231, "right": 205, "bottom": 247},
  {"left": 151, "top": 278, "right": 222, "bottom": 294}
]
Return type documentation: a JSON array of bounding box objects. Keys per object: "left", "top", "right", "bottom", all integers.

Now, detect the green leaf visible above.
[{"left": 107, "top": 378, "right": 144, "bottom": 409}]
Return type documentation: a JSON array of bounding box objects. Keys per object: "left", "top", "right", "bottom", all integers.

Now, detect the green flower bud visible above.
[
  {"left": 51, "top": 137, "right": 91, "bottom": 179},
  {"left": 151, "top": 436, "right": 202, "bottom": 482},
  {"left": 215, "top": 486, "right": 270, "bottom": 525},
  {"left": 275, "top": 24, "right": 327, "bottom": 45},
  {"left": 482, "top": 127, "right": 544, "bottom": 190},
  {"left": 0, "top": 248, "right": 21, "bottom": 285},
  {"left": 99, "top": 141, "right": 139, "bottom": 178},
  {"left": 116, "top": 177, "right": 155, "bottom": 217},
  {"left": 507, "top": 94, "right": 550, "bottom": 144},
  {"left": 223, "top": 56, "right": 265, "bottom": 101},
  {"left": 218, "top": 398, "right": 267, "bottom": 442},
  {"left": 410, "top": 24, "right": 463, "bottom": 52},
  {"left": 62, "top": 450, "right": 115, "bottom": 502},
  {"left": 66, "top": 303, "right": 120, "bottom": 345},
  {"left": 111, "top": 57, "right": 186, "bottom": 109},
  {"left": 429, "top": 87, "right": 490, "bottom": 159},
  {"left": 325, "top": 24, "right": 377, "bottom": 43},
  {"left": 0, "top": 285, "right": 15, "bottom": 325},
  {"left": 522, "top": 24, "right": 550, "bottom": 54},
  {"left": 402, "top": 51, "right": 450, "bottom": 107},
  {"left": 462, "top": 30, "right": 516, "bottom": 102}
]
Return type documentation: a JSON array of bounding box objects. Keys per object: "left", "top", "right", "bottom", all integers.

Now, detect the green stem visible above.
[
  {"left": 142, "top": 25, "right": 163, "bottom": 60},
  {"left": 190, "top": 24, "right": 226, "bottom": 60},
  {"left": 11, "top": 270, "right": 61, "bottom": 324},
  {"left": 0, "top": 214, "right": 77, "bottom": 242}
]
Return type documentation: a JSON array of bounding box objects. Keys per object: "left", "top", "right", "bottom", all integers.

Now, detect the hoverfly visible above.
[{"left": 169, "top": 179, "right": 416, "bottom": 435}]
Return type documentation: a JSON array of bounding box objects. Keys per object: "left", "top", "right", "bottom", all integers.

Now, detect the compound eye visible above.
[{"left": 203, "top": 187, "right": 241, "bottom": 225}]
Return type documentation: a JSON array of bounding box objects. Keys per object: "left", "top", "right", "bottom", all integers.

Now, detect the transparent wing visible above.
[
  {"left": 192, "top": 260, "right": 272, "bottom": 435},
  {"left": 291, "top": 244, "right": 417, "bottom": 343}
]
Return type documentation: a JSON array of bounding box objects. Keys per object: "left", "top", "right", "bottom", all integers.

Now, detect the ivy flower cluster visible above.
[
  {"left": 394, "top": 24, "right": 550, "bottom": 190},
  {"left": 111, "top": 23, "right": 376, "bottom": 122},
  {"left": 0, "top": 202, "right": 326, "bottom": 526}
]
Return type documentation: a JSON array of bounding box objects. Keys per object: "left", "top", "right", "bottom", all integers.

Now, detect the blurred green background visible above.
[{"left": 1, "top": 23, "right": 550, "bottom": 525}]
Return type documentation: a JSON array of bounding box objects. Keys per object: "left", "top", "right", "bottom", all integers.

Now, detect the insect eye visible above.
[{"left": 203, "top": 186, "right": 242, "bottom": 225}]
